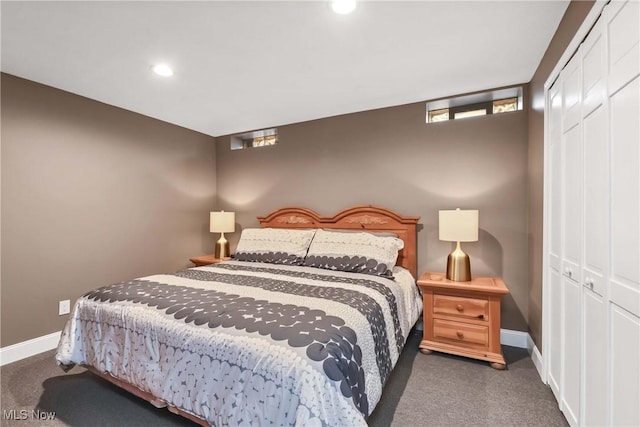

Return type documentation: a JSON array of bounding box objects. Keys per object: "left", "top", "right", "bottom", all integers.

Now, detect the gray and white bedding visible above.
[{"left": 56, "top": 261, "right": 422, "bottom": 426}]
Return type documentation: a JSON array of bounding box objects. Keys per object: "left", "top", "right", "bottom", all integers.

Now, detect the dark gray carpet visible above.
[{"left": 1, "top": 329, "right": 567, "bottom": 426}]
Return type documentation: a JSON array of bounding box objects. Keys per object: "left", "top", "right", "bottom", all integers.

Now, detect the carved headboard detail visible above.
[{"left": 257, "top": 205, "right": 420, "bottom": 278}]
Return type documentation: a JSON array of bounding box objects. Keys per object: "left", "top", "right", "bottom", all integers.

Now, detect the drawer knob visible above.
[
  {"left": 456, "top": 331, "right": 464, "bottom": 339},
  {"left": 456, "top": 304, "right": 464, "bottom": 312}
]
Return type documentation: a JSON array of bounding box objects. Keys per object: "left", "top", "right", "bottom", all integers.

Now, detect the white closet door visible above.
[
  {"left": 581, "top": 18, "right": 608, "bottom": 425},
  {"left": 560, "top": 51, "right": 583, "bottom": 427},
  {"left": 562, "top": 50, "right": 584, "bottom": 277},
  {"left": 545, "top": 2, "right": 640, "bottom": 426},
  {"left": 607, "top": 2, "right": 640, "bottom": 425},
  {"left": 548, "top": 82, "right": 563, "bottom": 401}
]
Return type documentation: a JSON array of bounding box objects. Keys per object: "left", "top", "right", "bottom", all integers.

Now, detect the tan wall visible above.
[
  {"left": 527, "top": 0, "right": 595, "bottom": 350},
  {"left": 0, "top": 74, "right": 217, "bottom": 347},
  {"left": 0, "top": 0, "right": 595, "bottom": 349},
  {"left": 217, "top": 97, "right": 530, "bottom": 331}
]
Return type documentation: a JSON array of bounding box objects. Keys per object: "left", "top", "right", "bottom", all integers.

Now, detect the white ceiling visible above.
[{"left": 1, "top": 1, "right": 569, "bottom": 137}]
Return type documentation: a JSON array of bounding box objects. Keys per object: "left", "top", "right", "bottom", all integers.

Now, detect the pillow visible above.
[
  {"left": 234, "top": 228, "right": 316, "bottom": 265},
  {"left": 303, "top": 229, "right": 404, "bottom": 278}
]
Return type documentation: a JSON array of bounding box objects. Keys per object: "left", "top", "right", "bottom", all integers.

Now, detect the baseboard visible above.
[
  {"left": 0, "top": 331, "right": 61, "bottom": 366},
  {"left": 500, "top": 328, "right": 529, "bottom": 348},
  {"left": 500, "top": 329, "right": 545, "bottom": 382},
  {"left": 530, "top": 343, "right": 545, "bottom": 381}
]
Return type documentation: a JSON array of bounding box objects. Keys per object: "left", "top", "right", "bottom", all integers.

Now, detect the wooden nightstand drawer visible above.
[
  {"left": 433, "top": 319, "right": 489, "bottom": 347},
  {"left": 433, "top": 294, "right": 488, "bottom": 321}
]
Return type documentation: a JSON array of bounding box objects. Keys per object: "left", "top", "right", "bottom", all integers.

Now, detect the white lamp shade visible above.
[
  {"left": 439, "top": 209, "right": 478, "bottom": 242},
  {"left": 210, "top": 211, "right": 235, "bottom": 233}
]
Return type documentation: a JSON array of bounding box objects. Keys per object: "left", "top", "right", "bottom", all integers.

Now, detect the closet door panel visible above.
[
  {"left": 582, "top": 17, "right": 606, "bottom": 291},
  {"left": 610, "top": 305, "right": 640, "bottom": 426},
  {"left": 563, "top": 52, "right": 582, "bottom": 131},
  {"left": 548, "top": 268, "right": 563, "bottom": 399},
  {"left": 583, "top": 20, "right": 605, "bottom": 116},
  {"left": 582, "top": 289, "right": 607, "bottom": 426},
  {"left": 607, "top": 0, "right": 639, "bottom": 94},
  {"left": 610, "top": 283, "right": 640, "bottom": 320},
  {"left": 561, "top": 277, "right": 581, "bottom": 427},
  {"left": 582, "top": 104, "right": 608, "bottom": 297},
  {"left": 549, "top": 83, "right": 563, "bottom": 270},
  {"left": 609, "top": 76, "right": 640, "bottom": 317},
  {"left": 562, "top": 122, "right": 583, "bottom": 276}
]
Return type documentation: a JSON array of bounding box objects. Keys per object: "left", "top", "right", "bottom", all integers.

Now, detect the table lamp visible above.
[
  {"left": 439, "top": 208, "right": 478, "bottom": 282},
  {"left": 210, "top": 211, "right": 235, "bottom": 259}
]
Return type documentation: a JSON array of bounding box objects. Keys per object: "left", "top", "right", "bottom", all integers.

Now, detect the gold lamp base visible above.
[
  {"left": 446, "top": 241, "right": 471, "bottom": 282},
  {"left": 214, "top": 233, "right": 230, "bottom": 259}
]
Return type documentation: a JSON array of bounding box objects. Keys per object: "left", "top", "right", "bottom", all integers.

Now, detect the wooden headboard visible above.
[{"left": 257, "top": 205, "right": 420, "bottom": 278}]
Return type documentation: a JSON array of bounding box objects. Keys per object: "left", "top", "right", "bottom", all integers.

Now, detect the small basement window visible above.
[
  {"left": 428, "top": 108, "right": 449, "bottom": 123},
  {"left": 493, "top": 97, "right": 518, "bottom": 113},
  {"left": 230, "top": 128, "right": 278, "bottom": 150},
  {"left": 454, "top": 108, "right": 487, "bottom": 119},
  {"left": 426, "top": 87, "right": 522, "bottom": 123}
]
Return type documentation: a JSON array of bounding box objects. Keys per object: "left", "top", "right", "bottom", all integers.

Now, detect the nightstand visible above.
[
  {"left": 417, "top": 272, "right": 510, "bottom": 369},
  {"left": 189, "top": 254, "right": 230, "bottom": 267}
]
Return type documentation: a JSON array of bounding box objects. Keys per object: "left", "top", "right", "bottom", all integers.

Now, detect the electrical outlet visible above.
[{"left": 58, "top": 300, "right": 70, "bottom": 316}]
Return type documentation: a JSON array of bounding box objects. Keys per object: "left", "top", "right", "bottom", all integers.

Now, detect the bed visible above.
[{"left": 56, "top": 205, "right": 422, "bottom": 426}]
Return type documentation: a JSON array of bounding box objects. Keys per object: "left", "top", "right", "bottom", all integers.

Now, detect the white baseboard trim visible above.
[
  {"left": 530, "top": 343, "right": 545, "bottom": 381},
  {"left": 0, "top": 331, "right": 61, "bottom": 366},
  {"left": 500, "top": 328, "right": 530, "bottom": 348},
  {"left": 500, "top": 329, "right": 545, "bottom": 382}
]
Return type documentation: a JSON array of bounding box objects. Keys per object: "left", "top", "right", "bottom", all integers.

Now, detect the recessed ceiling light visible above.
[
  {"left": 152, "top": 63, "right": 174, "bottom": 77},
  {"left": 331, "top": 0, "right": 356, "bottom": 15}
]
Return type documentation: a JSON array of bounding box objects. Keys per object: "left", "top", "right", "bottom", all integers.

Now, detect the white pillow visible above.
[
  {"left": 303, "top": 229, "right": 404, "bottom": 278},
  {"left": 234, "top": 228, "right": 316, "bottom": 265}
]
